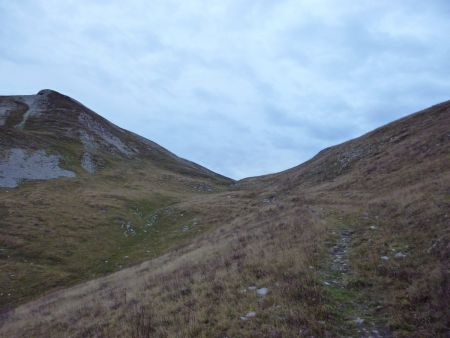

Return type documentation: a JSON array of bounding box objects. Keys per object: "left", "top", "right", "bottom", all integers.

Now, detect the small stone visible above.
[
  {"left": 323, "top": 281, "right": 331, "bottom": 286},
  {"left": 380, "top": 256, "right": 389, "bottom": 261},
  {"left": 354, "top": 317, "right": 365, "bottom": 325},
  {"left": 245, "top": 311, "right": 256, "bottom": 318},
  {"left": 257, "top": 288, "right": 268, "bottom": 296},
  {"left": 394, "top": 252, "right": 407, "bottom": 258},
  {"left": 247, "top": 286, "right": 257, "bottom": 290},
  {"left": 240, "top": 311, "right": 257, "bottom": 321}
]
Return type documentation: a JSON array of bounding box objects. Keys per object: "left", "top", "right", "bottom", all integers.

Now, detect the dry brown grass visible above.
[
  {"left": 5, "top": 177, "right": 448, "bottom": 337},
  {"left": 1, "top": 191, "right": 343, "bottom": 337}
]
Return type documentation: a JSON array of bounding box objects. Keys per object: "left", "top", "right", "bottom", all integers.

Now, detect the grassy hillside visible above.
[
  {"left": 1, "top": 99, "right": 449, "bottom": 337},
  {"left": 0, "top": 90, "right": 233, "bottom": 311},
  {"left": 0, "top": 158, "right": 233, "bottom": 311}
]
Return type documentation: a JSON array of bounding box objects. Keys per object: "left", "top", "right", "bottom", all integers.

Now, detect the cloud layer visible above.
[{"left": 1, "top": 0, "right": 449, "bottom": 178}]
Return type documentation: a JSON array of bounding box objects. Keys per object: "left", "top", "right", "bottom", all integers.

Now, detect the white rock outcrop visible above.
[{"left": 0, "top": 148, "right": 75, "bottom": 188}]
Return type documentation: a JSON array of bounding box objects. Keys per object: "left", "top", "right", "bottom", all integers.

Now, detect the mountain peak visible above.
[
  {"left": 37, "top": 89, "right": 61, "bottom": 96},
  {"left": 0, "top": 90, "right": 231, "bottom": 188}
]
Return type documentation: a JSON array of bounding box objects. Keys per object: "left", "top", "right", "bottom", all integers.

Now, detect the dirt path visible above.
[{"left": 325, "top": 228, "right": 390, "bottom": 338}]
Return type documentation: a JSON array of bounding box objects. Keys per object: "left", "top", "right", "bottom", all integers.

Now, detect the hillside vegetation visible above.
[
  {"left": 0, "top": 93, "right": 449, "bottom": 337},
  {"left": 0, "top": 90, "right": 231, "bottom": 311}
]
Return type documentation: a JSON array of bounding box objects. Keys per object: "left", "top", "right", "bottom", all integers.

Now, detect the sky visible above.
[{"left": 1, "top": 0, "right": 449, "bottom": 179}]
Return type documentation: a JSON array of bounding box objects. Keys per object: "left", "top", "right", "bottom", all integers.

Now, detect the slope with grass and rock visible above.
[
  {"left": 0, "top": 93, "right": 449, "bottom": 337},
  {"left": 0, "top": 89, "right": 232, "bottom": 312}
]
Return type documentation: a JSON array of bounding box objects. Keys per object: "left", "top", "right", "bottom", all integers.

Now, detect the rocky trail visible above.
[{"left": 325, "top": 228, "right": 391, "bottom": 338}]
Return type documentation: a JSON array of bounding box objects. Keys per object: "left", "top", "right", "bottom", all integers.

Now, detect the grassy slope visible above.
[
  {"left": 0, "top": 91, "right": 233, "bottom": 311},
  {"left": 1, "top": 101, "right": 449, "bottom": 337},
  {"left": 0, "top": 158, "right": 231, "bottom": 311}
]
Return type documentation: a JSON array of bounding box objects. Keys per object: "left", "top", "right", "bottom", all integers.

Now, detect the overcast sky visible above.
[{"left": 1, "top": 0, "right": 449, "bottom": 179}]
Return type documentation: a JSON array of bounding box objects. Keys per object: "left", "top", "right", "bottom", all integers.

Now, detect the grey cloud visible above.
[{"left": 1, "top": 0, "right": 449, "bottom": 178}]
